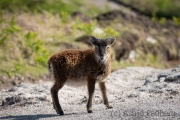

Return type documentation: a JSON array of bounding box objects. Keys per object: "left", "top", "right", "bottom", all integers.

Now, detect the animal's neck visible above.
[{"left": 96, "top": 58, "right": 110, "bottom": 76}]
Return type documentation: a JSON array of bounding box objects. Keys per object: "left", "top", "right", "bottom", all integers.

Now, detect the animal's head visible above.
[{"left": 90, "top": 37, "right": 116, "bottom": 63}]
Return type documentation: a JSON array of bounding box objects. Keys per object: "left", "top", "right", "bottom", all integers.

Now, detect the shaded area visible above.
[
  {"left": 158, "top": 67, "right": 180, "bottom": 83},
  {"left": 109, "top": 0, "right": 180, "bottom": 19},
  {"left": 0, "top": 114, "right": 59, "bottom": 120}
]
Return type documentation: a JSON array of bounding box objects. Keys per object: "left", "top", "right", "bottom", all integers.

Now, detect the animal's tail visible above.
[
  {"left": 48, "top": 59, "right": 55, "bottom": 80},
  {"left": 47, "top": 59, "right": 52, "bottom": 74}
]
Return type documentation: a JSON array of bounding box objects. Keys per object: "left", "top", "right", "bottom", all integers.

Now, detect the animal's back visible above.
[{"left": 48, "top": 49, "right": 95, "bottom": 86}]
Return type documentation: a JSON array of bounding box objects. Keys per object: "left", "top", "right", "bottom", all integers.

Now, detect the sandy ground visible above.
[{"left": 0, "top": 67, "right": 180, "bottom": 120}]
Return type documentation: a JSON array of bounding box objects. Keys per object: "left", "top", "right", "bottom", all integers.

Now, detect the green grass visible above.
[
  {"left": 119, "top": 0, "right": 180, "bottom": 19},
  {"left": 0, "top": 0, "right": 104, "bottom": 17}
]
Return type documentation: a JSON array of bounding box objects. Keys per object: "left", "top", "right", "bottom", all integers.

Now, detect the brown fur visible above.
[{"left": 48, "top": 37, "right": 115, "bottom": 115}]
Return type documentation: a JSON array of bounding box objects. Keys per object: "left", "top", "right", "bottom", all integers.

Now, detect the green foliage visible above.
[
  {"left": 13, "top": 62, "right": 21, "bottom": 72},
  {"left": 72, "top": 19, "right": 120, "bottom": 38},
  {"left": 119, "top": 0, "right": 180, "bottom": 18},
  {"left": 0, "top": 13, "right": 50, "bottom": 76},
  {"left": 153, "top": 0, "right": 180, "bottom": 18},
  {"left": 149, "top": 54, "right": 157, "bottom": 63},
  {"left": 25, "top": 32, "right": 50, "bottom": 67},
  {"left": 0, "top": 36, "right": 8, "bottom": 45},
  {"left": 0, "top": 0, "right": 80, "bottom": 14},
  {"left": 60, "top": 11, "right": 69, "bottom": 23},
  {"left": 173, "top": 17, "right": 180, "bottom": 25},
  {"left": 72, "top": 20, "right": 97, "bottom": 34},
  {"left": 104, "top": 27, "right": 120, "bottom": 37},
  {"left": 0, "top": 13, "right": 21, "bottom": 46},
  {"left": 0, "top": 0, "right": 102, "bottom": 17},
  {"left": 8, "top": 18, "right": 21, "bottom": 32},
  {"left": 152, "top": 14, "right": 167, "bottom": 24}
]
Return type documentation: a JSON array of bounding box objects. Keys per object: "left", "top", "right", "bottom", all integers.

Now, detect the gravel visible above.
[{"left": 0, "top": 66, "right": 180, "bottom": 120}]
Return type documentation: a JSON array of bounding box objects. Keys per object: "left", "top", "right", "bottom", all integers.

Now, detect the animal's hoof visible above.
[
  {"left": 106, "top": 106, "right": 113, "bottom": 109},
  {"left": 57, "top": 111, "right": 64, "bottom": 115},
  {"left": 88, "top": 110, "right": 93, "bottom": 113}
]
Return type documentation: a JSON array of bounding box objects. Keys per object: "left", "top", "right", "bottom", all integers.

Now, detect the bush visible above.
[{"left": 119, "top": 0, "right": 180, "bottom": 18}]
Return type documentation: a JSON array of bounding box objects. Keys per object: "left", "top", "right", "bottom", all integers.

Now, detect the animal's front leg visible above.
[
  {"left": 99, "top": 82, "right": 112, "bottom": 109},
  {"left": 87, "top": 78, "right": 96, "bottom": 113}
]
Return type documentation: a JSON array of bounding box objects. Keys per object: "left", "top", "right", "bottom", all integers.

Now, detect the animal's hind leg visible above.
[{"left": 51, "top": 78, "right": 65, "bottom": 115}]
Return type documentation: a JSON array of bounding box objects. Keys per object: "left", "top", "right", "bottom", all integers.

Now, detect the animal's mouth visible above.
[{"left": 99, "top": 56, "right": 107, "bottom": 63}]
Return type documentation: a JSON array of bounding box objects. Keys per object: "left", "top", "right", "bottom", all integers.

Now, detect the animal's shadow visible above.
[{"left": 0, "top": 113, "right": 78, "bottom": 120}]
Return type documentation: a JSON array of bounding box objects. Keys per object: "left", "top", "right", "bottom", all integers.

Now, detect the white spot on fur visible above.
[
  {"left": 49, "top": 62, "right": 54, "bottom": 79},
  {"left": 65, "top": 77, "right": 87, "bottom": 87},
  {"left": 96, "top": 76, "right": 107, "bottom": 82}
]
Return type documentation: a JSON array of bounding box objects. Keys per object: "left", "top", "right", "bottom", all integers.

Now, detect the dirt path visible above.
[{"left": 0, "top": 67, "right": 180, "bottom": 120}]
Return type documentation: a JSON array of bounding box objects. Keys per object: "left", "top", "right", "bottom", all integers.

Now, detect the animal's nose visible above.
[{"left": 100, "top": 56, "right": 104, "bottom": 60}]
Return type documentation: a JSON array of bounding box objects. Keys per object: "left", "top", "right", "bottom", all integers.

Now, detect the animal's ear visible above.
[
  {"left": 89, "top": 37, "right": 98, "bottom": 46},
  {"left": 107, "top": 37, "right": 116, "bottom": 45}
]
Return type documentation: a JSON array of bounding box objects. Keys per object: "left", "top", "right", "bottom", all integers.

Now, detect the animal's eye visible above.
[{"left": 106, "top": 46, "right": 109, "bottom": 50}]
